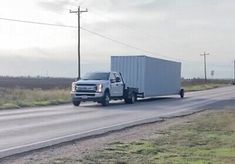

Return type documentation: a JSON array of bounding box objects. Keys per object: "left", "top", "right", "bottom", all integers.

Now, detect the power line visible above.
[
  {"left": 88, "top": 8, "right": 159, "bottom": 39},
  {"left": 69, "top": 5, "right": 177, "bottom": 59},
  {"left": 0, "top": 17, "right": 77, "bottom": 28},
  {"left": 72, "top": 7, "right": 170, "bottom": 43},
  {"left": 80, "top": 27, "right": 170, "bottom": 59},
  {"left": 0, "top": 16, "right": 174, "bottom": 60}
]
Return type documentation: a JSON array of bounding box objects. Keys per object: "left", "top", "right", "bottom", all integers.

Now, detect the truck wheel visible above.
[
  {"left": 73, "top": 100, "right": 81, "bottom": 106},
  {"left": 130, "top": 93, "right": 136, "bottom": 104},
  {"left": 124, "top": 98, "right": 129, "bottom": 104},
  {"left": 180, "top": 89, "right": 184, "bottom": 98},
  {"left": 125, "top": 93, "right": 136, "bottom": 104},
  {"left": 101, "top": 91, "right": 110, "bottom": 106}
]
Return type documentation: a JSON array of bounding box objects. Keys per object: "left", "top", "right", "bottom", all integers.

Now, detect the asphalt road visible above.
[{"left": 0, "top": 86, "right": 234, "bottom": 158}]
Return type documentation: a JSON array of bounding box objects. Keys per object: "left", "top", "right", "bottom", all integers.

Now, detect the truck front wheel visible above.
[
  {"left": 73, "top": 100, "right": 81, "bottom": 106},
  {"left": 101, "top": 91, "right": 110, "bottom": 106}
]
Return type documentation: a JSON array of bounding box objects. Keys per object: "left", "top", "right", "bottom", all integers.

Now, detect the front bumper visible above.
[{"left": 71, "top": 92, "right": 103, "bottom": 102}]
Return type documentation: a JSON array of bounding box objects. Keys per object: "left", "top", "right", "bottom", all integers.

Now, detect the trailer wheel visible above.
[
  {"left": 180, "top": 89, "right": 184, "bottom": 98},
  {"left": 101, "top": 91, "right": 110, "bottom": 106},
  {"left": 73, "top": 100, "right": 81, "bottom": 106}
]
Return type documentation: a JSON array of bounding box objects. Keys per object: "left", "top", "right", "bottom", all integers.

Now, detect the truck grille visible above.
[
  {"left": 76, "top": 84, "right": 97, "bottom": 92},
  {"left": 78, "top": 90, "right": 96, "bottom": 93},
  {"left": 77, "top": 84, "right": 96, "bottom": 86}
]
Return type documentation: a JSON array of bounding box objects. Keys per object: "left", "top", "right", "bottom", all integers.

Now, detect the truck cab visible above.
[{"left": 71, "top": 72, "right": 137, "bottom": 106}]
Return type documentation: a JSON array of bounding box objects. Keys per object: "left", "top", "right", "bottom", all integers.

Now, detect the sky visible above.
[{"left": 0, "top": 0, "right": 234, "bottom": 79}]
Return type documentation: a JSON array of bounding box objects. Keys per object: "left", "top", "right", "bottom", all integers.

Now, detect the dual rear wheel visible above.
[{"left": 125, "top": 93, "right": 136, "bottom": 104}]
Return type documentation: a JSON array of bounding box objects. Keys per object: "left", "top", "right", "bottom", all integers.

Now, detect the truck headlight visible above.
[
  {"left": 72, "top": 82, "right": 76, "bottom": 92},
  {"left": 96, "top": 84, "right": 103, "bottom": 93}
]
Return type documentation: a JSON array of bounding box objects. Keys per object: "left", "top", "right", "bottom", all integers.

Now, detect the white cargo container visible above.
[{"left": 111, "top": 55, "right": 182, "bottom": 98}]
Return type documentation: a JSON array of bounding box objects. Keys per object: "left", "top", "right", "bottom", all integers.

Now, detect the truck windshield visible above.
[{"left": 82, "top": 73, "right": 110, "bottom": 80}]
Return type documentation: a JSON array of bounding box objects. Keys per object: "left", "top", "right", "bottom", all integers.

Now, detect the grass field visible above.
[
  {"left": 80, "top": 109, "right": 235, "bottom": 164},
  {"left": 0, "top": 76, "right": 231, "bottom": 109},
  {"left": 0, "top": 83, "right": 228, "bottom": 110},
  {"left": 0, "top": 88, "right": 71, "bottom": 109},
  {"left": 183, "top": 83, "right": 229, "bottom": 92}
]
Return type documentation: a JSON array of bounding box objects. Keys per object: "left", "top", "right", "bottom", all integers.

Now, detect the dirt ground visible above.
[{"left": 1, "top": 100, "right": 235, "bottom": 164}]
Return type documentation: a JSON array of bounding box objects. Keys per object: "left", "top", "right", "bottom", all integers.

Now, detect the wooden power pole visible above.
[
  {"left": 233, "top": 60, "right": 235, "bottom": 84},
  {"left": 200, "top": 52, "right": 210, "bottom": 83},
  {"left": 70, "top": 6, "right": 88, "bottom": 80}
]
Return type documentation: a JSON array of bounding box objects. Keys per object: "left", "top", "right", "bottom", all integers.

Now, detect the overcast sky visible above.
[{"left": 0, "top": 0, "right": 234, "bottom": 78}]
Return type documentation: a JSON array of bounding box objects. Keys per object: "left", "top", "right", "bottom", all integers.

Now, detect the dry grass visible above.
[
  {"left": 183, "top": 83, "right": 229, "bottom": 92},
  {"left": 80, "top": 109, "right": 235, "bottom": 164},
  {"left": 0, "top": 81, "right": 229, "bottom": 109},
  {"left": 0, "top": 88, "right": 71, "bottom": 109}
]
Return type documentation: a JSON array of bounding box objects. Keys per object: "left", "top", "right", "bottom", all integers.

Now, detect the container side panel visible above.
[
  {"left": 111, "top": 56, "right": 181, "bottom": 97},
  {"left": 111, "top": 56, "right": 145, "bottom": 93},
  {"left": 138, "top": 57, "right": 145, "bottom": 93},
  {"left": 144, "top": 57, "right": 181, "bottom": 97}
]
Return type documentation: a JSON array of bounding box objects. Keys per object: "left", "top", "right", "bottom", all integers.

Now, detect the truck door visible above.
[
  {"left": 109, "top": 73, "right": 117, "bottom": 97},
  {"left": 114, "top": 73, "right": 124, "bottom": 97}
]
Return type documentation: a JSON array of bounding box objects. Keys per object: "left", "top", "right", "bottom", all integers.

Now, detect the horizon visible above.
[{"left": 0, "top": 75, "right": 233, "bottom": 80}]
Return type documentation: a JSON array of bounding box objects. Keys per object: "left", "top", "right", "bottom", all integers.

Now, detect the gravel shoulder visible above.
[{"left": 1, "top": 100, "right": 235, "bottom": 164}]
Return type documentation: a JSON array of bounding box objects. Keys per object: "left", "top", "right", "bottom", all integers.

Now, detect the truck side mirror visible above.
[
  {"left": 110, "top": 79, "right": 116, "bottom": 83},
  {"left": 116, "top": 77, "right": 121, "bottom": 82}
]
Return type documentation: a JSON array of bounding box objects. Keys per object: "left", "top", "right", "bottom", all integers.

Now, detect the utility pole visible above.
[
  {"left": 233, "top": 60, "right": 235, "bottom": 84},
  {"left": 200, "top": 52, "right": 210, "bottom": 83},
  {"left": 70, "top": 6, "right": 88, "bottom": 80},
  {"left": 211, "top": 70, "right": 214, "bottom": 79}
]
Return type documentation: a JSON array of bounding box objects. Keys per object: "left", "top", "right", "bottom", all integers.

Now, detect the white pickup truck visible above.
[{"left": 71, "top": 72, "right": 138, "bottom": 106}]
